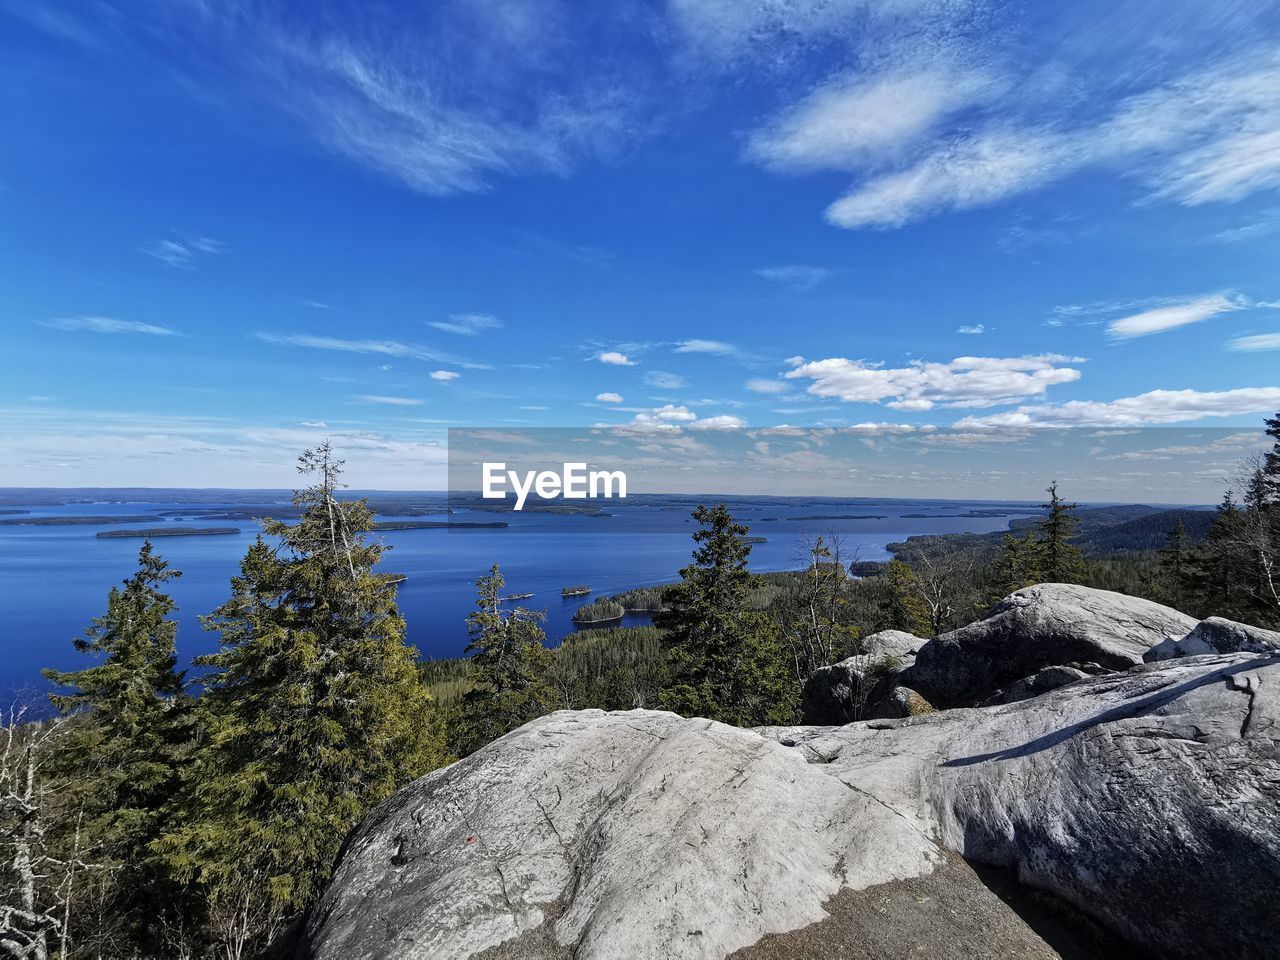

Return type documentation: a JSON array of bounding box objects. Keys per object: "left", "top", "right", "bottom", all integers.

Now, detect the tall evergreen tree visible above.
[
  {"left": 41, "top": 541, "right": 191, "bottom": 955},
  {"left": 991, "top": 529, "right": 1044, "bottom": 600},
  {"left": 882, "top": 559, "right": 933, "bottom": 637},
  {"left": 158, "top": 444, "right": 448, "bottom": 956},
  {"left": 1039, "top": 481, "right": 1085, "bottom": 583},
  {"left": 657, "top": 504, "right": 794, "bottom": 726},
  {"left": 455, "top": 564, "right": 553, "bottom": 754},
  {"left": 1263, "top": 411, "right": 1280, "bottom": 502},
  {"left": 1159, "top": 515, "right": 1192, "bottom": 607}
]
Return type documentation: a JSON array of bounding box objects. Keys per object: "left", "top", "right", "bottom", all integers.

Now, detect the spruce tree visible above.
[
  {"left": 42, "top": 541, "right": 191, "bottom": 955},
  {"left": 991, "top": 529, "right": 1044, "bottom": 599},
  {"left": 455, "top": 564, "right": 553, "bottom": 754},
  {"left": 1159, "top": 515, "right": 1192, "bottom": 607},
  {"left": 158, "top": 444, "right": 448, "bottom": 954},
  {"left": 1039, "top": 481, "right": 1085, "bottom": 583},
  {"left": 883, "top": 559, "right": 933, "bottom": 636},
  {"left": 657, "top": 504, "right": 794, "bottom": 726}
]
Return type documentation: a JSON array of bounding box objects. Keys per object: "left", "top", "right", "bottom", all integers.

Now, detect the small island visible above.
[
  {"left": 2, "top": 514, "right": 165, "bottom": 526},
  {"left": 561, "top": 585, "right": 592, "bottom": 597},
  {"left": 571, "top": 599, "right": 625, "bottom": 624},
  {"left": 500, "top": 592, "right": 534, "bottom": 602},
  {"left": 96, "top": 527, "right": 241, "bottom": 539},
  {"left": 374, "top": 520, "right": 508, "bottom": 530}
]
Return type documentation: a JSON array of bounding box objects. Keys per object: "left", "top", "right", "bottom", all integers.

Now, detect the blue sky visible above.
[{"left": 2, "top": 0, "right": 1279, "bottom": 490}]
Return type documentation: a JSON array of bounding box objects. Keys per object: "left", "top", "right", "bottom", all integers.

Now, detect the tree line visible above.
[{"left": 4, "top": 412, "right": 1279, "bottom": 958}]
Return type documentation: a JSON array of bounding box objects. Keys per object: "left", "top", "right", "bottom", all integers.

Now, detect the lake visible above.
[{"left": 0, "top": 490, "right": 1040, "bottom": 691}]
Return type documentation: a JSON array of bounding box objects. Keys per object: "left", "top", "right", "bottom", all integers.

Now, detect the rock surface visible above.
[
  {"left": 978, "top": 665, "right": 1092, "bottom": 706},
  {"left": 800, "top": 630, "right": 921, "bottom": 723},
  {"left": 300, "top": 651, "right": 1280, "bottom": 960},
  {"left": 899, "top": 583, "right": 1196, "bottom": 707},
  {"left": 1146, "top": 616, "right": 1280, "bottom": 661}
]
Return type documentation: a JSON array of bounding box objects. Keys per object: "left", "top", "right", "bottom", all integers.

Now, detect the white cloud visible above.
[
  {"left": 644, "top": 370, "right": 687, "bottom": 389},
  {"left": 1107, "top": 293, "right": 1243, "bottom": 339},
  {"left": 300, "top": 420, "right": 328, "bottom": 428},
  {"left": 688, "top": 414, "right": 746, "bottom": 430},
  {"left": 746, "top": 378, "right": 789, "bottom": 394},
  {"left": 428, "top": 313, "right": 501, "bottom": 336},
  {"left": 354, "top": 395, "right": 424, "bottom": 406},
  {"left": 1227, "top": 333, "right": 1280, "bottom": 352},
  {"left": 755, "top": 265, "right": 832, "bottom": 292},
  {"left": 675, "top": 339, "right": 737, "bottom": 355},
  {"left": 957, "top": 324, "right": 985, "bottom": 335},
  {"left": 596, "top": 392, "right": 624, "bottom": 403},
  {"left": 629, "top": 404, "right": 699, "bottom": 429},
  {"left": 597, "top": 351, "right": 636, "bottom": 366},
  {"left": 254, "top": 332, "right": 485, "bottom": 367},
  {"left": 955, "top": 387, "right": 1280, "bottom": 429},
  {"left": 40, "top": 316, "right": 180, "bottom": 336},
  {"left": 747, "top": 64, "right": 993, "bottom": 172},
  {"left": 140, "top": 235, "right": 223, "bottom": 268},
  {"left": 786, "top": 354, "right": 1083, "bottom": 409},
  {"left": 799, "top": 49, "right": 1280, "bottom": 229},
  {"left": 430, "top": 370, "right": 460, "bottom": 381}
]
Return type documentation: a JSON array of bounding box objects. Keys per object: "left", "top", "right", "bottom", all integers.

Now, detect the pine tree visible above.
[
  {"left": 1187, "top": 491, "right": 1246, "bottom": 619},
  {"left": 1158, "top": 515, "right": 1192, "bottom": 607},
  {"left": 883, "top": 559, "right": 933, "bottom": 636},
  {"left": 990, "top": 530, "right": 1044, "bottom": 600},
  {"left": 455, "top": 564, "right": 553, "bottom": 754},
  {"left": 657, "top": 504, "right": 794, "bottom": 726},
  {"left": 157, "top": 444, "right": 449, "bottom": 955},
  {"left": 42, "top": 541, "right": 191, "bottom": 955},
  {"left": 1039, "top": 481, "right": 1085, "bottom": 583},
  {"left": 1263, "top": 411, "right": 1280, "bottom": 502}
]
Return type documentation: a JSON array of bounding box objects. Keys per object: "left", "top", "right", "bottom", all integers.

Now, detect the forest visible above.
[{"left": 3, "top": 412, "right": 1279, "bottom": 959}]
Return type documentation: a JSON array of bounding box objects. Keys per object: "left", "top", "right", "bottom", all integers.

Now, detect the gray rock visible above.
[
  {"left": 801, "top": 630, "right": 921, "bottom": 724},
  {"left": 979, "top": 665, "right": 1091, "bottom": 706},
  {"left": 864, "top": 685, "right": 935, "bottom": 720},
  {"left": 300, "top": 652, "right": 1280, "bottom": 960},
  {"left": 900, "top": 583, "right": 1196, "bottom": 707},
  {"left": 1146, "top": 616, "right": 1280, "bottom": 661}
]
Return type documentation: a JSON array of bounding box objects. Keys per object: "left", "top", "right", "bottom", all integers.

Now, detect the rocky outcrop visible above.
[
  {"left": 977, "top": 664, "right": 1093, "bottom": 706},
  {"left": 800, "top": 630, "right": 921, "bottom": 724},
  {"left": 863, "top": 684, "right": 934, "bottom": 719},
  {"left": 898, "top": 583, "right": 1196, "bottom": 707},
  {"left": 299, "top": 652, "right": 1280, "bottom": 960},
  {"left": 1146, "top": 616, "right": 1280, "bottom": 661}
]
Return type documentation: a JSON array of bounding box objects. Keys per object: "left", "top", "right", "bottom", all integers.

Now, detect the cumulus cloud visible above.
[
  {"left": 40, "top": 316, "right": 180, "bottom": 336},
  {"left": 955, "top": 387, "right": 1280, "bottom": 429},
  {"left": 429, "top": 314, "right": 502, "bottom": 335},
  {"left": 1107, "top": 293, "right": 1243, "bottom": 339},
  {"left": 785, "top": 354, "right": 1084, "bottom": 410},
  {"left": 596, "top": 391, "right": 624, "bottom": 403},
  {"left": 596, "top": 351, "right": 636, "bottom": 366},
  {"left": 688, "top": 414, "right": 746, "bottom": 430}
]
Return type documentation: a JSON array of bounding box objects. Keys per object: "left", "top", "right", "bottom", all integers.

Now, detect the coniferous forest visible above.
[{"left": 4, "top": 414, "right": 1279, "bottom": 959}]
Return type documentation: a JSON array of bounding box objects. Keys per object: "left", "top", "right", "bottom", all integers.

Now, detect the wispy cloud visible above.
[
  {"left": 39, "top": 316, "right": 180, "bottom": 336},
  {"left": 428, "top": 314, "right": 502, "bottom": 336},
  {"left": 354, "top": 394, "right": 423, "bottom": 406},
  {"left": 746, "top": 378, "right": 790, "bottom": 395},
  {"left": 1107, "top": 293, "right": 1244, "bottom": 339},
  {"left": 957, "top": 324, "right": 985, "bottom": 335},
  {"left": 140, "top": 234, "right": 224, "bottom": 268},
  {"left": 254, "top": 332, "right": 487, "bottom": 368},
  {"left": 786, "top": 354, "right": 1084, "bottom": 410},
  {"left": 509, "top": 229, "right": 614, "bottom": 266},
  {"left": 644, "top": 370, "right": 687, "bottom": 389},
  {"left": 754, "top": 264, "right": 832, "bottom": 292},
  {"left": 674, "top": 339, "right": 737, "bottom": 356},
  {"left": 429, "top": 370, "right": 460, "bottom": 381},
  {"left": 1227, "top": 333, "right": 1280, "bottom": 352}
]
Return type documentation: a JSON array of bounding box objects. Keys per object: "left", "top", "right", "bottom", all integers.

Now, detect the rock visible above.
[
  {"left": 1146, "top": 616, "right": 1280, "bottom": 661},
  {"left": 300, "top": 652, "right": 1280, "bottom": 960},
  {"left": 864, "top": 685, "right": 935, "bottom": 719},
  {"left": 979, "top": 665, "right": 1092, "bottom": 706},
  {"left": 801, "top": 630, "right": 921, "bottom": 724},
  {"left": 900, "top": 583, "right": 1196, "bottom": 707}
]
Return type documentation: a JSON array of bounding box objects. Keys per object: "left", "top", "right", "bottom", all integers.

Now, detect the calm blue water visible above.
[{"left": 0, "top": 491, "right": 1037, "bottom": 691}]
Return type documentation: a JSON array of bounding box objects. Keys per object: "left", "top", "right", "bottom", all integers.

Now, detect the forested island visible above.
[
  {"left": 96, "top": 527, "right": 241, "bottom": 539},
  {"left": 3, "top": 413, "right": 1279, "bottom": 960}
]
